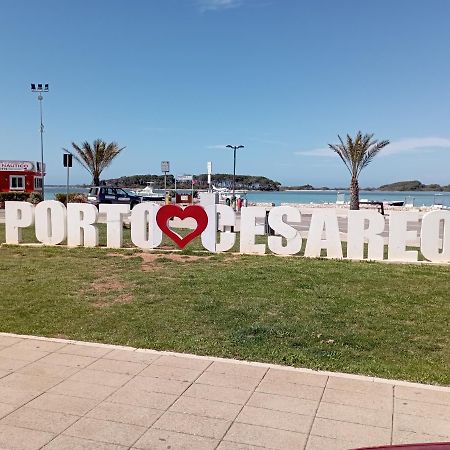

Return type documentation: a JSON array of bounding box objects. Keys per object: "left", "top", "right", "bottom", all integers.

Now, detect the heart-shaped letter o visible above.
[{"left": 156, "top": 204, "right": 209, "bottom": 249}]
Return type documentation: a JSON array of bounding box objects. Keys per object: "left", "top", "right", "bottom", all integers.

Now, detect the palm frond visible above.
[
  {"left": 329, "top": 142, "right": 351, "bottom": 174},
  {"left": 359, "top": 139, "right": 390, "bottom": 174},
  {"left": 329, "top": 131, "right": 390, "bottom": 177},
  {"left": 63, "top": 143, "right": 91, "bottom": 175},
  {"left": 62, "top": 139, "right": 125, "bottom": 184}
]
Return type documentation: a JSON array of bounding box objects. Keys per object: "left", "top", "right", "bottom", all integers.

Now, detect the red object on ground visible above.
[
  {"left": 156, "top": 204, "right": 208, "bottom": 249},
  {"left": 353, "top": 443, "right": 450, "bottom": 450},
  {"left": 175, "top": 193, "right": 193, "bottom": 204}
]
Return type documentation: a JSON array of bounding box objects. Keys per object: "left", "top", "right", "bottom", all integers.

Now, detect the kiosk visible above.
[{"left": 0, "top": 160, "right": 45, "bottom": 194}]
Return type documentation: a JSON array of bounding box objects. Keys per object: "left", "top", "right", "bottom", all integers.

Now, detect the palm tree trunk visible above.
[
  {"left": 350, "top": 176, "right": 360, "bottom": 210},
  {"left": 93, "top": 174, "right": 100, "bottom": 186}
]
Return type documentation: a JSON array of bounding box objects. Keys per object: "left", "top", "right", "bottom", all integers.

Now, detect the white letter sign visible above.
[
  {"left": 240, "top": 207, "right": 266, "bottom": 254},
  {"left": 67, "top": 203, "right": 99, "bottom": 247},
  {"left": 35, "top": 200, "right": 67, "bottom": 245},
  {"left": 347, "top": 210, "right": 385, "bottom": 261},
  {"left": 267, "top": 206, "right": 302, "bottom": 255},
  {"left": 420, "top": 210, "right": 450, "bottom": 262},
  {"left": 304, "top": 210, "right": 343, "bottom": 259},
  {"left": 388, "top": 211, "right": 419, "bottom": 262},
  {"left": 99, "top": 204, "right": 130, "bottom": 249},
  {"left": 5, "top": 201, "right": 34, "bottom": 244},
  {"left": 5, "top": 201, "right": 450, "bottom": 265},
  {"left": 130, "top": 203, "right": 162, "bottom": 250}
]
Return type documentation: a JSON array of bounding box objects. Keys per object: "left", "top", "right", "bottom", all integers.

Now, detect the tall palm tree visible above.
[
  {"left": 63, "top": 139, "right": 125, "bottom": 186},
  {"left": 329, "top": 132, "right": 389, "bottom": 210}
]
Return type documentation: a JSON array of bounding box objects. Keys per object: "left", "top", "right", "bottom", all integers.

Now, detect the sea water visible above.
[
  {"left": 44, "top": 186, "right": 450, "bottom": 207},
  {"left": 245, "top": 190, "right": 450, "bottom": 207}
]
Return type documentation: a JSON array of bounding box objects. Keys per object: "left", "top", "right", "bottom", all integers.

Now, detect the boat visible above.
[
  {"left": 212, "top": 185, "right": 229, "bottom": 193},
  {"left": 432, "top": 193, "right": 450, "bottom": 209},
  {"left": 130, "top": 182, "right": 165, "bottom": 201},
  {"left": 387, "top": 200, "right": 405, "bottom": 207}
]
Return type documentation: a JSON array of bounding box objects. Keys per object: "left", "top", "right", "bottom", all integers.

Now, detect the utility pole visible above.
[
  {"left": 161, "top": 161, "right": 170, "bottom": 192},
  {"left": 207, "top": 161, "right": 212, "bottom": 192},
  {"left": 63, "top": 153, "right": 73, "bottom": 206},
  {"left": 31, "top": 83, "right": 49, "bottom": 199},
  {"left": 226, "top": 145, "right": 244, "bottom": 198}
]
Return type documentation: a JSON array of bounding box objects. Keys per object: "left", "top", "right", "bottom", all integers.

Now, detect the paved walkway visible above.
[{"left": 0, "top": 333, "right": 449, "bottom": 450}]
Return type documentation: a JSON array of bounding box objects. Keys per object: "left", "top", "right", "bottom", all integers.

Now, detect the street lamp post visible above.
[
  {"left": 226, "top": 145, "right": 244, "bottom": 198},
  {"left": 31, "top": 83, "right": 49, "bottom": 199}
]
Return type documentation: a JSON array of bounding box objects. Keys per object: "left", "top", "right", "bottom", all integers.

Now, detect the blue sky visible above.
[{"left": 1, "top": 0, "right": 450, "bottom": 187}]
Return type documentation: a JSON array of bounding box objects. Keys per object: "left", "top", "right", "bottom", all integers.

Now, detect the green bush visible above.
[
  {"left": 0, "top": 192, "right": 30, "bottom": 202},
  {"left": 54, "top": 192, "right": 87, "bottom": 203},
  {"left": 28, "top": 192, "right": 43, "bottom": 204},
  {"left": 0, "top": 192, "right": 43, "bottom": 205}
]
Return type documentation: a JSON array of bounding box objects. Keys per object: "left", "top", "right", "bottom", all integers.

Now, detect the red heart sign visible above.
[{"left": 156, "top": 204, "right": 209, "bottom": 249}]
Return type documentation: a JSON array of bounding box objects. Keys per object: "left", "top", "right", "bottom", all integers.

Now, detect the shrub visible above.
[
  {"left": 54, "top": 192, "right": 88, "bottom": 203},
  {"left": 0, "top": 192, "right": 43, "bottom": 207},
  {"left": 28, "top": 192, "right": 43, "bottom": 204},
  {"left": 0, "top": 192, "right": 31, "bottom": 202}
]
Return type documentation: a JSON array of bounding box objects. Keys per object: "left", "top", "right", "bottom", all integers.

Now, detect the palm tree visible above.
[
  {"left": 329, "top": 132, "right": 389, "bottom": 210},
  {"left": 63, "top": 139, "right": 125, "bottom": 186}
]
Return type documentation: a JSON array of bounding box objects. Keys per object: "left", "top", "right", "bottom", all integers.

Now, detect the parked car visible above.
[{"left": 87, "top": 186, "right": 141, "bottom": 208}]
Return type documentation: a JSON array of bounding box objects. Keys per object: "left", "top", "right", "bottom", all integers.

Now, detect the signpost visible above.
[
  {"left": 63, "top": 153, "right": 73, "bottom": 205},
  {"left": 207, "top": 161, "right": 212, "bottom": 192},
  {"left": 161, "top": 161, "right": 170, "bottom": 191}
]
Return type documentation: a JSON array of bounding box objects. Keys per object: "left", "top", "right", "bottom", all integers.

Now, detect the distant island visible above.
[
  {"left": 65, "top": 177, "right": 450, "bottom": 192},
  {"left": 375, "top": 180, "right": 450, "bottom": 192},
  {"left": 284, "top": 180, "right": 450, "bottom": 192},
  {"left": 282, "top": 184, "right": 334, "bottom": 191},
  {"left": 102, "top": 174, "right": 282, "bottom": 191}
]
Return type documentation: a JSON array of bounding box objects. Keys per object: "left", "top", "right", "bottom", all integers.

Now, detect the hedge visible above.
[
  {"left": 0, "top": 192, "right": 43, "bottom": 205},
  {"left": 54, "top": 192, "right": 88, "bottom": 203}
]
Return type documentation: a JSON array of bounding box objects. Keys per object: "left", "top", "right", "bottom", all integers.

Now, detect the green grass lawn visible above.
[{"left": 0, "top": 223, "right": 448, "bottom": 385}]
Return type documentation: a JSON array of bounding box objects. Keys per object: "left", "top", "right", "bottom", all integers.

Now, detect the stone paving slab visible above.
[{"left": 0, "top": 333, "right": 449, "bottom": 450}]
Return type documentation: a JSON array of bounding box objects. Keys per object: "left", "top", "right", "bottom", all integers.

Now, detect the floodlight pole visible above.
[
  {"left": 226, "top": 145, "right": 244, "bottom": 198},
  {"left": 66, "top": 157, "right": 70, "bottom": 206},
  {"left": 31, "top": 83, "right": 49, "bottom": 199},
  {"left": 39, "top": 94, "right": 44, "bottom": 198}
]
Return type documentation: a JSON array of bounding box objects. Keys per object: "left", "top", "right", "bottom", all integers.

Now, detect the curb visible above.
[{"left": 1, "top": 331, "right": 449, "bottom": 392}]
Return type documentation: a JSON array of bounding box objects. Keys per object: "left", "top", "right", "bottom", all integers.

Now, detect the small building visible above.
[{"left": 0, "top": 160, "right": 45, "bottom": 193}]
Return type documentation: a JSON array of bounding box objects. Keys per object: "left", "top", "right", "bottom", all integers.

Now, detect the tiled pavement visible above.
[{"left": 0, "top": 333, "right": 448, "bottom": 450}]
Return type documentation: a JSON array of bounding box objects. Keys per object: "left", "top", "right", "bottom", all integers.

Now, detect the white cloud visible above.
[
  {"left": 294, "top": 137, "right": 450, "bottom": 158},
  {"left": 384, "top": 137, "right": 450, "bottom": 155},
  {"left": 249, "top": 137, "right": 288, "bottom": 146},
  {"left": 144, "top": 127, "right": 176, "bottom": 133},
  {"left": 294, "top": 147, "right": 330, "bottom": 157},
  {"left": 206, "top": 144, "right": 228, "bottom": 149},
  {"left": 196, "top": 0, "right": 242, "bottom": 12}
]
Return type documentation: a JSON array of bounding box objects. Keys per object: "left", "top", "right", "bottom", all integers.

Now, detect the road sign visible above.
[
  {"left": 176, "top": 175, "right": 193, "bottom": 182},
  {"left": 63, "top": 154, "right": 73, "bottom": 206},
  {"left": 63, "top": 154, "right": 73, "bottom": 168},
  {"left": 207, "top": 161, "right": 212, "bottom": 187},
  {"left": 161, "top": 161, "right": 170, "bottom": 173}
]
